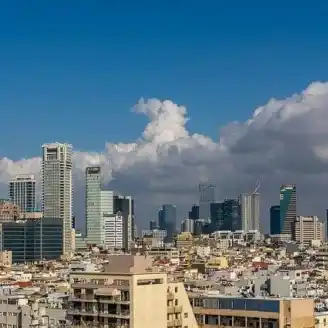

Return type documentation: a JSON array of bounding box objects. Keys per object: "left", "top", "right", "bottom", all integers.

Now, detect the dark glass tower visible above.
[
  {"left": 158, "top": 204, "right": 176, "bottom": 242},
  {"left": 270, "top": 205, "right": 281, "bottom": 234},
  {"left": 280, "top": 185, "right": 297, "bottom": 236},
  {"left": 2, "top": 218, "right": 63, "bottom": 264}
]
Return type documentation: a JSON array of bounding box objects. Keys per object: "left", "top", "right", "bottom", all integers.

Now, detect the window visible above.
[
  {"left": 175, "top": 287, "right": 178, "bottom": 293},
  {"left": 175, "top": 299, "right": 178, "bottom": 306},
  {"left": 184, "top": 313, "right": 188, "bottom": 318}
]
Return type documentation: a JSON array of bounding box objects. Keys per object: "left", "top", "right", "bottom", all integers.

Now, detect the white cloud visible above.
[{"left": 2, "top": 81, "right": 328, "bottom": 230}]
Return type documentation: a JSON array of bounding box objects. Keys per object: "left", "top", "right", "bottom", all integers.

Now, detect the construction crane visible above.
[{"left": 253, "top": 180, "right": 260, "bottom": 194}]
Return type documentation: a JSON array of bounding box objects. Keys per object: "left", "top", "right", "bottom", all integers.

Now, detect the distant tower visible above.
[
  {"left": 9, "top": 174, "right": 36, "bottom": 212},
  {"left": 280, "top": 184, "right": 297, "bottom": 237},
  {"left": 199, "top": 183, "right": 216, "bottom": 220},
  {"left": 240, "top": 181, "right": 260, "bottom": 232},
  {"left": 42, "top": 143, "right": 73, "bottom": 255},
  {"left": 270, "top": 205, "right": 281, "bottom": 235}
]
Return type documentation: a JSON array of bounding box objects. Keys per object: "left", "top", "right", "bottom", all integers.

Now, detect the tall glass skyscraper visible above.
[
  {"left": 199, "top": 183, "right": 216, "bottom": 220},
  {"left": 9, "top": 174, "right": 36, "bottom": 213},
  {"left": 86, "top": 167, "right": 114, "bottom": 247},
  {"left": 42, "top": 143, "right": 73, "bottom": 255},
  {"left": 240, "top": 193, "right": 260, "bottom": 232},
  {"left": 270, "top": 205, "right": 281, "bottom": 235},
  {"left": 280, "top": 184, "right": 297, "bottom": 236},
  {"left": 158, "top": 204, "right": 176, "bottom": 242}
]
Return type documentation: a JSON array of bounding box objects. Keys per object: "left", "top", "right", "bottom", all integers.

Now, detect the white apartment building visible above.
[
  {"left": 104, "top": 214, "right": 123, "bottom": 248},
  {"left": 294, "top": 215, "right": 324, "bottom": 246},
  {"left": 9, "top": 174, "right": 36, "bottom": 213},
  {"left": 42, "top": 143, "right": 73, "bottom": 255}
]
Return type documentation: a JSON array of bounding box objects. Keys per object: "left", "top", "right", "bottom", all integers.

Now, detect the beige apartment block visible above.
[
  {"left": 189, "top": 293, "right": 314, "bottom": 328},
  {"left": 0, "top": 250, "right": 12, "bottom": 267},
  {"left": 67, "top": 255, "right": 198, "bottom": 328}
]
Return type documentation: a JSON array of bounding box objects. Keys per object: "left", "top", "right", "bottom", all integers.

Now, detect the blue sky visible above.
[{"left": 1, "top": 1, "right": 328, "bottom": 159}]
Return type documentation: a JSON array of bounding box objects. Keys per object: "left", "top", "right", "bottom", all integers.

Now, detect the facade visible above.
[
  {"left": 294, "top": 216, "right": 324, "bottom": 246},
  {"left": 149, "top": 220, "right": 157, "bottom": 230},
  {"left": 240, "top": 193, "right": 260, "bottom": 232},
  {"left": 85, "top": 167, "right": 115, "bottom": 247},
  {"left": 85, "top": 167, "right": 102, "bottom": 245},
  {"left": 9, "top": 174, "right": 36, "bottom": 213},
  {"left": 280, "top": 184, "right": 297, "bottom": 236},
  {"left": 42, "top": 143, "right": 73, "bottom": 255},
  {"left": 104, "top": 214, "right": 124, "bottom": 249},
  {"left": 0, "top": 218, "right": 63, "bottom": 264},
  {"left": 158, "top": 204, "right": 177, "bottom": 243},
  {"left": 189, "top": 293, "right": 314, "bottom": 328},
  {"left": 199, "top": 183, "right": 216, "bottom": 220},
  {"left": 68, "top": 255, "right": 197, "bottom": 328},
  {"left": 189, "top": 204, "right": 199, "bottom": 221},
  {"left": 0, "top": 199, "right": 20, "bottom": 221},
  {"left": 270, "top": 205, "right": 281, "bottom": 235},
  {"left": 114, "top": 195, "right": 134, "bottom": 250},
  {"left": 181, "top": 218, "right": 195, "bottom": 234}
]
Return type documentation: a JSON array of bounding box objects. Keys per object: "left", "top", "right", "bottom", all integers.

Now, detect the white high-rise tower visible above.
[{"left": 42, "top": 143, "right": 73, "bottom": 255}]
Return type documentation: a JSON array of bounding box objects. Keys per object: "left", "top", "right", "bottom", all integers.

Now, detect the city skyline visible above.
[{"left": 1, "top": 3, "right": 328, "bottom": 228}]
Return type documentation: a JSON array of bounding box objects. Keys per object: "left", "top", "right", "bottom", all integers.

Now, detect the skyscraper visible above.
[
  {"left": 199, "top": 183, "right": 216, "bottom": 220},
  {"left": 270, "top": 205, "right": 281, "bottom": 235},
  {"left": 240, "top": 193, "right": 260, "bottom": 232},
  {"left": 42, "top": 143, "right": 73, "bottom": 255},
  {"left": 158, "top": 204, "right": 177, "bottom": 242},
  {"left": 114, "top": 195, "right": 134, "bottom": 250},
  {"left": 9, "top": 174, "right": 36, "bottom": 213},
  {"left": 280, "top": 184, "right": 297, "bottom": 236}
]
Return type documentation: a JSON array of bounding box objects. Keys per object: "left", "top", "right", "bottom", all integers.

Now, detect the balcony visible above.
[
  {"left": 167, "top": 306, "right": 174, "bottom": 314},
  {"left": 174, "top": 306, "right": 182, "bottom": 313},
  {"left": 168, "top": 292, "right": 174, "bottom": 300},
  {"left": 98, "top": 311, "right": 130, "bottom": 319},
  {"left": 97, "top": 296, "right": 130, "bottom": 305},
  {"left": 70, "top": 295, "right": 97, "bottom": 302}
]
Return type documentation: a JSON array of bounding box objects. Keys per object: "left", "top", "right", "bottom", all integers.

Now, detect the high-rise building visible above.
[
  {"left": 9, "top": 174, "right": 36, "bottom": 213},
  {"left": 181, "top": 218, "right": 194, "bottom": 233},
  {"left": 280, "top": 184, "right": 297, "bottom": 236},
  {"left": 240, "top": 193, "right": 260, "bottom": 232},
  {"left": 158, "top": 204, "right": 176, "bottom": 242},
  {"left": 42, "top": 143, "right": 73, "bottom": 255},
  {"left": 85, "top": 167, "right": 114, "bottom": 247},
  {"left": 104, "top": 214, "right": 123, "bottom": 249},
  {"left": 294, "top": 216, "right": 324, "bottom": 246},
  {"left": 114, "top": 195, "right": 134, "bottom": 250},
  {"left": 1, "top": 218, "right": 63, "bottom": 264},
  {"left": 149, "top": 220, "right": 157, "bottom": 230},
  {"left": 188, "top": 204, "right": 199, "bottom": 221},
  {"left": 199, "top": 183, "right": 216, "bottom": 220},
  {"left": 270, "top": 205, "right": 281, "bottom": 235}
]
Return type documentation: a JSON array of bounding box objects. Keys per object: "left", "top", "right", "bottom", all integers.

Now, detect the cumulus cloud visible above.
[{"left": 2, "top": 82, "right": 328, "bottom": 230}]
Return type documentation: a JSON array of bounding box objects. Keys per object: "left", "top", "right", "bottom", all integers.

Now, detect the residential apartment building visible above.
[
  {"left": 42, "top": 142, "right": 73, "bottom": 255},
  {"left": 294, "top": 216, "right": 324, "bottom": 246},
  {"left": 0, "top": 199, "right": 20, "bottom": 221},
  {"left": 68, "top": 255, "right": 197, "bottom": 328},
  {"left": 189, "top": 293, "right": 314, "bottom": 328},
  {"left": 9, "top": 174, "right": 36, "bottom": 213},
  {"left": 104, "top": 214, "right": 124, "bottom": 249}
]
